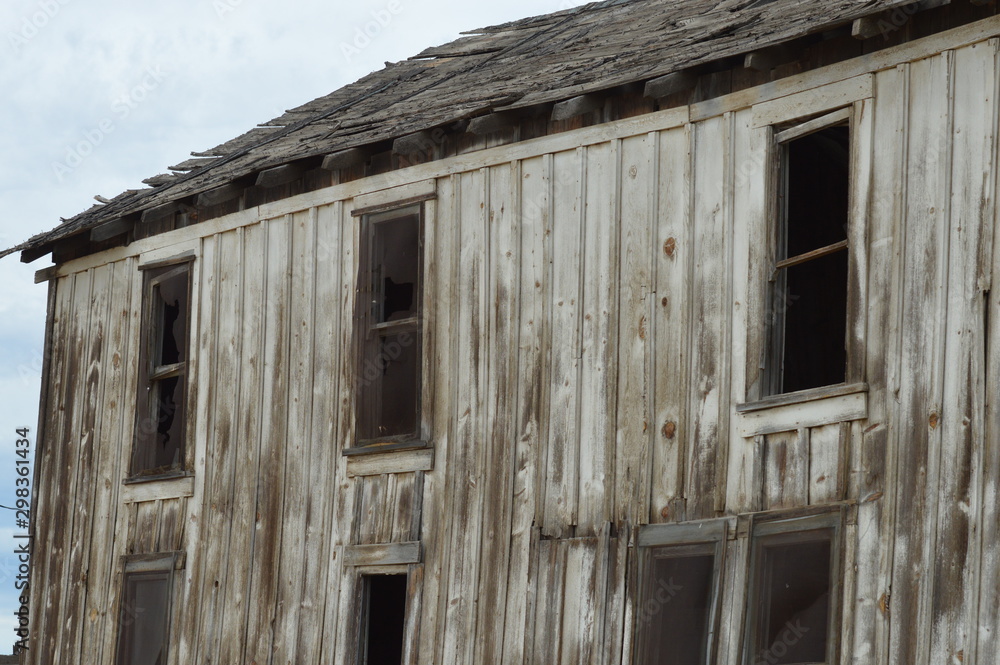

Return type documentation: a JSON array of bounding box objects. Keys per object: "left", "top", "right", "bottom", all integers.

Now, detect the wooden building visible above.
[{"left": 5, "top": 0, "right": 1000, "bottom": 663}]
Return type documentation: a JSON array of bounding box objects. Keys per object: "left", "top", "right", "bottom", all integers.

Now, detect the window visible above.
[
  {"left": 744, "top": 512, "right": 843, "bottom": 665},
  {"left": 356, "top": 205, "right": 423, "bottom": 445},
  {"left": 635, "top": 521, "right": 726, "bottom": 665},
  {"left": 115, "top": 552, "right": 183, "bottom": 665},
  {"left": 358, "top": 573, "right": 408, "bottom": 665},
  {"left": 133, "top": 260, "right": 192, "bottom": 476},
  {"left": 766, "top": 115, "right": 851, "bottom": 396}
]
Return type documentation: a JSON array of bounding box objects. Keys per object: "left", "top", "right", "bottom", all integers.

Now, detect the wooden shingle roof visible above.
[{"left": 5, "top": 0, "right": 914, "bottom": 261}]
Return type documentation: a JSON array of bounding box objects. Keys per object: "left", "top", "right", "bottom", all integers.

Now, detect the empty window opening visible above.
[
  {"left": 638, "top": 546, "right": 716, "bottom": 665},
  {"left": 358, "top": 206, "right": 423, "bottom": 444},
  {"left": 116, "top": 570, "right": 171, "bottom": 665},
  {"left": 768, "top": 123, "right": 850, "bottom": 395},
  {"left": 749, "top": 528, "right": 835, "bottom": 665},
  {"left": 359, "top": 574, "right": 408, "bottom": 665},
  {"left": 134, "top": 262, "right": 190, "bottom": 476}
]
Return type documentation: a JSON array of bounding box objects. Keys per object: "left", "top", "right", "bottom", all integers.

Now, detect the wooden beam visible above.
[
  {"left": 140, "top": 201, "right": 181, "bottom": 225},
  {"left": 321, "top": 147, "right": 371, "bottom": 171},
  {"left": 255, "top": 163, "right": 305, "bottom": 188},
  {"left": 20, "top": 243, "right": 52, "bottom": 264},
  {"left": 644, "top": 71, "right": 697, "bottom": 99},
  {"left": 851, "top": 16, "right": 884, "bottom": 40},
  {"left": 195, "top": 183, "right": 243, "bottom": 207},
  {"left": 393, "top": 131, "right": 436, "bottom": 157},
  {"left": 551, "top": 94, "right": 604, "bottom": 121},
  {"left": 468, "top": 111, "right": 519, "bottom": 135},
  {"left": 34, "top": 265, "right": 58, "bottom": 284},
  {"left": 89, "top": 218, "right": 134, "bottom": 243},
  {"left": 744, "top": 45, "right": 794, "bottom": 72}
]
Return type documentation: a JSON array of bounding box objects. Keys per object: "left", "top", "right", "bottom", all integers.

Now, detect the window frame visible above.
[
  {"left": 353, "top": 202, "right": 426, "bottom": 449},
  {"left": 763, "top": 107, "right": 858, "bottom": 398},
  {"left": 742, "top": 509, "right": 845, "bottom": 665},
  {"left": 356, "top": 570, "right": 411, "bottom": 665},
  {"left": 114, "top": 551, "right": 185, "bottom": 665},
  {"left": 634, "top": 520, "right": 728, "bottom": 665},
  {"left": 131, "top": 255, "right": 194, "bottom": 480}
]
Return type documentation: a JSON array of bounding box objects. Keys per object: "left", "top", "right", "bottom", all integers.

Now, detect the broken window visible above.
[
  {"left": 358, "top": 573, "right": 408, "bottom": 665},
  {"left": 133, "top": 260, "right": 191, "bottom": 476},
  {"left": 115, "top": 553, "right": 182, "bottom": 665},
  {"left": 766, "top": 118, "right": 851, "bottom": 396},
  {"left": 357, "top": 205, "right": 423, "bottom": 444},
  {"left": 635, "top": 521, "right": 725, "bottom": 665},
  {"left": 745, "top": 513, "right": 842, "bottom": 665}
]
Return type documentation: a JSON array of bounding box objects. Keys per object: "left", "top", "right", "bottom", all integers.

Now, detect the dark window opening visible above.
[
  {"left": 360, "top": 574, "right": 408, "bottom": 665},
  {"left": 134, "top": 262, "right": 190, "bottom": 476},
  {"left": 357, "top": 206, "right": 423, "bottom": 444},
  {"left": 768, "top": 123, "right": 850, "bottom": 395},
  {"left": 638, "top": 547, "right": 716, "bottom": 665},
  {"left": 749, "top": 527, "right": 836, "bottom": 665},
  {"left": 116, "top": 570, "right": 170, "bottom": 665}
]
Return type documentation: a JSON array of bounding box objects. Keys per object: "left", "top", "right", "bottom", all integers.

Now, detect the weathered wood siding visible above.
[{"left": 27, "top": 32, "right": 1000, "bottom": 665}]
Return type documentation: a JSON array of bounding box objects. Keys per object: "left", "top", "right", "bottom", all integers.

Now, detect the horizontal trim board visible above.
[
  {"left": 344, "top": 541, "right": 422, "bottom": 566},
  {"left": 123, "top": 551, "right": 186, "bottom": 572},
  {"left": 638, "top": 519, "right": 731, "bottom": 548},
  {"left": 752, "top": 75, "right": 872, "bottom": 128},
  {"left": 351, "top": 192, "right": 436, "bottom": 218},
  {"left": 351, "top": 179, "right": 437, "bottom": 215},
  {"left": 120, "top": 475, "right": 195, "bottom": 503},
  {"left": 346, "top": 448, "right": 434, "bottom": 477},
  {"left": 737, "top": 390, "right": 868, "bottom": 437},
  {"left": 774, "top": 107, "right": 854, "bottom": 143},
  {"left": 138, "top": 249, "right": 196, "bottom": 271}
]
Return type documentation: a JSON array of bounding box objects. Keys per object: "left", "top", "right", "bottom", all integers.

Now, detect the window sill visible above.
[
  {"left": 736, "top": 382, "right": 868, "bottom": 437},
  {"left": 344, "top": 441, "right": 434, "bottom": 477},
  {"left": 121, "top": 473, "right": 195, "bottom": 503}
]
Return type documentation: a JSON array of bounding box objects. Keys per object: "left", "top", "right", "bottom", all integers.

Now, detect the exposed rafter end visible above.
[
  {"left": 744, "top": 45, "right": 794, "bottom": 72},
  {"left": 551, "top": 94, "right": 604, "bottom": 121},
  {"left": 20, "top": 244, "right": 52, "bottom": 264},
  {"left": 321, "top": 147, "right": 372, "bottom": 171},
  {"left": 195, "top": 183, "right": 243, "bottom": 207},
  {"left": 468, "top": 111, "right": 520, "bottom": 135},
  {"left": 140, "top": 201, "right": 183, "bottom": 225},
  {"left": 90, "top": 218, "right": 134, "bottom": 243},
  {"left": 644, "top": 71, "right": 697, "bottom": 99},
  {"left": 255, "top": 163, "right": 306, "bottom": 188},
  {"left": 393, "top": 131, "right": 437, "bottom": 157}
]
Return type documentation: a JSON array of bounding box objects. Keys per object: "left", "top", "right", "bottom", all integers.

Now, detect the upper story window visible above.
[
  {"left": 115, "top": 552, "right": 184, "bottom": 665},
  {"left": 133, "top": 259, "right": 192, "bottom": 477},
  {"left": 357, "top": 204, "right": 423, "bottom": 445},
  {"left": 765, "top": 114, "right": 851, "bottom": 396}
]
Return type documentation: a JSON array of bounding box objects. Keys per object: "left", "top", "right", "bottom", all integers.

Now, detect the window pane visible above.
[
  {"left": 362, "top": 574, "right": 407, "bottom": 665},
  {"left": 756, "top": 533, "right": 832, "bottom": 665},
  {"left": 785, "top": 126, "right": 849, "bottom": 257},
  {"left": 154, "top": 270, "right": 188, "bottom": 366},
  {"left": 135, "top": 376, "right": 185, "bottom": 472},
  {"left": 780, "top": 249, "right": 848, "bottom": 393},
  {"left": 359, "top": 332, "right": 419, "bottom": 440},
  {"left": 373, "top": 214, "right": 419, "bottom": 323},
  {"left": 117, "top": 571, "right": 169, "bottom": 665},
  {"left": 639, "top": 552, "right": 714, "bottom": 665}
]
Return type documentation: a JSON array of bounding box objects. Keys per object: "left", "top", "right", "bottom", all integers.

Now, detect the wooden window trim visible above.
[
  {"left": 348, "top": 563, "right": 424, "bottom": 665},
  {"left": 114, "top": 551, "right": 184, "bottom": 665},
  {"left": 742, "top": 509, "right": 846, "bottom": 665},
  {"left": 634, "top": 519, "right": 728, "bottom": 665},
  {"left": 353, "top": 203, "right": 426, "bottom": 450},
  {"left": 131, "top": 260, "right": 193, "bottom": 480}
]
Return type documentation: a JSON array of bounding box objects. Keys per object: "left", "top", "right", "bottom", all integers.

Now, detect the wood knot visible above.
[
  {"left": 929, "top": 412, "right": 940, "bottom": 429},
  {"left": 662, "top": 421, "right": 677, "bottom": 439},
  {"left": 663, "top": 237, "right": 677, "bottom": 258},
  {"left": 660, "top": 506, "right": 670, "bottom": 520}
]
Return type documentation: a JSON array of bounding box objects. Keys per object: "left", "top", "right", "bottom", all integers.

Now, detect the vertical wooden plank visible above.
[
  {"left": 808, "top": 423, "right": 846, "bottom": 505},
  {"left": 530, "top": 540, "right": 565, "bottom": 665},
  {"left": 544, "top": 149, "right": 585, "bottom": 537},
  {"left": 763, "top": 429, "right": 809, "bottom": 509},
  {"left": 501, "top": 156, "right": 549, "bottom": 665},
  {"left": 194, "top": 228, "right": 242, "bottom": 663},
  {"left": 889, "top": 52, "right": 953, "bottom": 665},
  {"left": 852, "top": 66, "right": 903, "bottom": 665},
  {"left": 686, "top": 116, "right": 729, "bottom": 520},
  {"left": 615, "top": 133, "right": 654, "bottom": 527},
  {"left": 243, "top": 215, "right": 292, "bottom": 664},
  {"left": 716, "top": 527, "right": 750, "bottom": 665},
  {"left": 473, "top": 161, "right": 520, "bottom": 662},
  {"left": 439, "top": 168, "right": 488, "bottom": 665},
  {"left": 77, "top": 261, "right": 131, "bottom": 665},
  {"left": 216, "top": 222, "right": 265, "bottom": 665},
  {"left": 929, "top": 40, "right": 996, "bottom": 665},
  {"left": 578, "top": 142, "right": 620, "bottom": 535},
  {"left": 727, "top": 109, "right": 769, "bottom": 515},
  {"left": 651, "top": 125, "right": 692, "bottom": 524}
]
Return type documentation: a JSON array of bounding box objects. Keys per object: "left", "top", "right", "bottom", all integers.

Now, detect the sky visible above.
[{"left": 0, "top": 0, "right": 587, "bottom": 651}]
